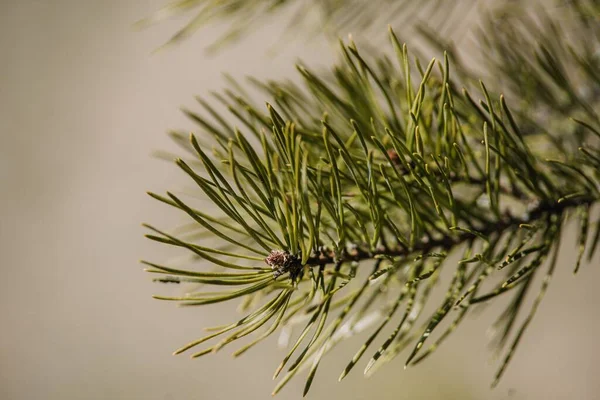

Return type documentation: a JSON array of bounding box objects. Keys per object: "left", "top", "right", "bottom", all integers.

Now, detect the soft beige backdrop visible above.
[{"left": 1, "top": 1, "right": 599, "bottom": 399}]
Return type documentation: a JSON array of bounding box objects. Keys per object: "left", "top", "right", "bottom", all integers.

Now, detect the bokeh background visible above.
[{"left": 1, "top": 1, "right": 599, "bottom": 399}]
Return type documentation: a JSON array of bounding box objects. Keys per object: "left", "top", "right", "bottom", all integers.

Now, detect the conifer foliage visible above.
[{"left": 142, "top": 0, "right": 600, "bottom": 395}]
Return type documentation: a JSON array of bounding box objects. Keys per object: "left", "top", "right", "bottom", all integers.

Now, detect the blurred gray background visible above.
[{"left": 1, "top": 1, "right": 599, "bottom": 399}]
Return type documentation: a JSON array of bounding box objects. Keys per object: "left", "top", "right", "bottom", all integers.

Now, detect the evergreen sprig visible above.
[
  {"left": 143, "top": 1, "right": 600, "bottom": 396},
  {"left": 144, "top": 22, "right": 600, "bottom": 395}
]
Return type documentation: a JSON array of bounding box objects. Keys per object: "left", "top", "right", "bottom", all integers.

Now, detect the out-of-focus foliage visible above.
[{"left": 137, "top": 0, "right": 477, "bottom": 52}]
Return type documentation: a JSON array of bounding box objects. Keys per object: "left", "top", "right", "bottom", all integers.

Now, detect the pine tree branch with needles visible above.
[{"left": 143, "top": 1, "right": 600, "bottom": 396}]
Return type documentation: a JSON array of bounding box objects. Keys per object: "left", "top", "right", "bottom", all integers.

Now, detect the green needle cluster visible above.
[{"left": 143, "top": 0, "right": 600, "bottom": 396}]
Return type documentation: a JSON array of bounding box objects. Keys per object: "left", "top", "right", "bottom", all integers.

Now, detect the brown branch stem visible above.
[{"left": 305, "top": 196, "right": 596, "bottom": 267}]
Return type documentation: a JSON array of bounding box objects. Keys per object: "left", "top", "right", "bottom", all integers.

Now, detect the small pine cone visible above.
[
  {"left": 387, "top": 148, "right": 400, "bottom": 165},
  {"left": 265, "top": 250, "right": 289, "bottom": 269},
  {"left": 386, "top": 149, "right": 415, "bottom": 174},
  {"left": 265, "top": 250, "right": 301, "bottom": 279}
]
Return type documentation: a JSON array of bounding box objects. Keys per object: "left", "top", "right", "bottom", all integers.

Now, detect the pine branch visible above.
[
  {"left": 143, "top": 1, "right": 600, "bottom": 396},
  {"left": 305, "top": 195, "right": 597, "bottom": 267}
]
